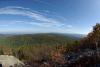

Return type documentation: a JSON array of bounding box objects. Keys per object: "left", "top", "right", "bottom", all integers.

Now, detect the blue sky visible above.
[{"left": 0, "top": 0, "right": 100, "bottom": 34}]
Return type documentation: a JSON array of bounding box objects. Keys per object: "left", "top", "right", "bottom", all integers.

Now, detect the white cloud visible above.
[
  {"left": 0, "top": 6, "right": 73, "bottom": 31},
  {"left": 0, "top": 6, "right": 59, "bottom": 24},
  {"left": 0, "top": 25, "right": 8, "bottom": 26},
  {"left": 0, "top": 20, "right": 55, "bottom": 27},
  {"left": 0, "top": 6, "right": 66, "bottom": 28},
  {"left": 67, "top": 25, "right": 72, "bottom": 28}
]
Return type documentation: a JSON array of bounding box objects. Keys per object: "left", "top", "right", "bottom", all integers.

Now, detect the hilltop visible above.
[{"left": 0, "top": 33, "right": 84, "bottom": 47}]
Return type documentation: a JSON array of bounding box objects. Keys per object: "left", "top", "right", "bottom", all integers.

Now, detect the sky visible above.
[{"left": 0, "top": 0, "right": 100, "bottom": 34}]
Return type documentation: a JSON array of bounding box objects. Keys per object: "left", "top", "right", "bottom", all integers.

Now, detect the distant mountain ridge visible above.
[
  {"left": 0, "top": 33, "right": 85, "bottom": 47},
  {"left": 0, "top": 33, "right": 85, "bottom": 37}
]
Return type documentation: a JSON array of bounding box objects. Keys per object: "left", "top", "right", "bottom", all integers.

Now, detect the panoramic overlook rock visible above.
[{"left": 0, "top": 55, "right": 24, "bottom": 67}]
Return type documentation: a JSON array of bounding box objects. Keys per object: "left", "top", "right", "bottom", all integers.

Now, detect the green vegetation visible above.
[
  {"left": 1, "top": 23, "right": 100, "bottom": 67},
  {"left": 0, "top": 33, "right": 79, "bottom": 47},
  {"left": 0, "top": 33, "right": 80, "bottom": 66}
]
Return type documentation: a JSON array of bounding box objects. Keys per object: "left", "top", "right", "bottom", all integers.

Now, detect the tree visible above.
[{"left": 80, "top": 23, "right": 100, "bottom": 58}]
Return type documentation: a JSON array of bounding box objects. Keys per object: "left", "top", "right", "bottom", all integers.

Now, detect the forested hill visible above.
[{"left": 0, "top": 33, "right": 84, "bottom": 47}]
